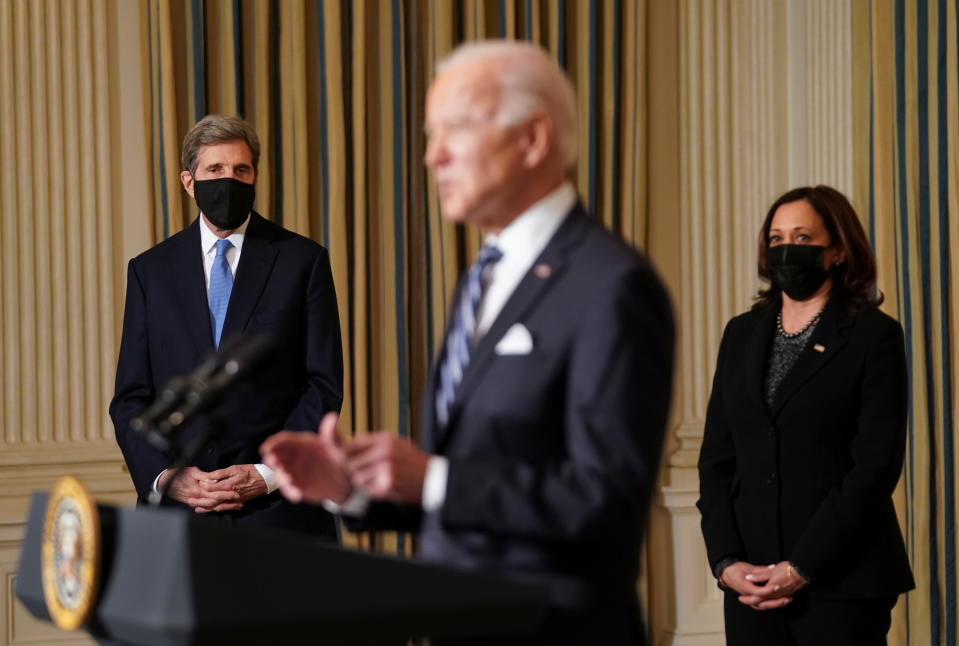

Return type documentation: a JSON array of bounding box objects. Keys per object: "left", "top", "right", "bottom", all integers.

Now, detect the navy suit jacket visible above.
[
  {"left": 110, "top": 213, "right": 343, "bottom": 536},
  {"left": 350, "top": 206, "right": 675, "bottom": 644},
  {"left": 698, "top": 295, "right": 914, "bottom": 599}
]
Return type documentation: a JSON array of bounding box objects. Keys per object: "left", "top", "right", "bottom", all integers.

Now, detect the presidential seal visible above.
[{"left": 41, "top": 476, "right": 101, "bottom": 630}]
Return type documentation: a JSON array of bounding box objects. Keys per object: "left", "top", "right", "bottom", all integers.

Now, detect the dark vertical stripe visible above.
[
  {"left": 896, "top": 1, "right": 940, "bottom": 642},
  {"left": 391, "top": 0, "right": 409, "bottom": 442},
  {"left": 610, "top": 0, "right": 621, "bottom": 235},
  {"left": 232, "top": 0, "right": 244, "bottom": 115},
  {"left": 558, "top": 0, "right": 566, "bottom": 69},
  {"left": 191, "top": 0, "right": 207, "bottom": 119},
  {"left": 454, "top": 0, "right": 464, "bottom": 44},
  {"left": 525, "top": 0, "right": 532, "bottom": 40},
  {"left": 271, "top": 0, "right": 283, "bottom": 225},
  {"left": 631, "top": 0, "right": 639, "bottom": 244},
  {"left": 147, "top": 2, "right": 158, "bottom": 237},
  {"left": 938, "top": 0, "right": 957, "bottom": 640},
  {"left": 390, "top": 0, "right": 409, "bottom": 556},
  {"left": 498, "top": 0, "right": 506, "bottom": 37},
  {"left": 587, "top": 0, "right": 598, "bottom": 217},
  {"left": 316, "top": 2, "right": 330, "bottom": 247},
  {"left": 917, "top": 2, "right": 948, "bottom": 643},
  {"left": 155, "top": 2, "right": 170, "bottom": 239},
  {"left": 868, "top": 90, "right": 876, "bottom": 244},
  {"left": 425, "top": 4, "right": 436, "bottom": 357},
  {"left": 338, "top": 0, "right": 356, "bottom": 448}
]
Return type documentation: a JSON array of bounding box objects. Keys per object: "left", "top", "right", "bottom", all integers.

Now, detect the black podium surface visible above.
[{"left": 16, "top": 493, "right": 547, "bottom": 645}]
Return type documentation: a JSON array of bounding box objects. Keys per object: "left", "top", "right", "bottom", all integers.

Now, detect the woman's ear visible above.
[{"left": 831, "top": 246, "right": 846, "bottom": 266}]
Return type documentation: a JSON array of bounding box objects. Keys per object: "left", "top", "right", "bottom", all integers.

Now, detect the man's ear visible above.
[
  {"left": 520, "top": 109, "right": 554, "bottom": 168},
  {"left": 180, "top": 170, "right": 195, "bottom": 198}
]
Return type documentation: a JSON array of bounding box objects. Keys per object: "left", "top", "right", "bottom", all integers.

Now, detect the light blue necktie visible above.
[
  {"left": 209, "top": 238, "right": 234, "bottom": 348},
  {"left": 435, "top": 244, "right": 503, "bottom": 427}
]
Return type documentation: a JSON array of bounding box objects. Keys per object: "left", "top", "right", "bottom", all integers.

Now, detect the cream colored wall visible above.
[
  {"left": 645, "top": 1, "right": 855, "bottom": 645},
  {"left": 0, "top": 1, "right": 149, "bottom": 644}
]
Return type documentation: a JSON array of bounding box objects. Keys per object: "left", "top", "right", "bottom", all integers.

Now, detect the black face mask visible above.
[
  {"left": 766, "top": 244, "right": 830, "bottom": 301},
  {"left": 193, "top": 177, "right": 255, "bottom": 230}
]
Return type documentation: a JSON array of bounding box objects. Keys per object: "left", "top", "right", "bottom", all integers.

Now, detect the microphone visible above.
[
  {"left": 160, "top": 334, "right": 276, "bottom": 433},
  {"left": 129, "top": 376, "right": 189, "bottom": 450},
  {"left": 130, "top": 335, "right": 271, "bottom": 447}
]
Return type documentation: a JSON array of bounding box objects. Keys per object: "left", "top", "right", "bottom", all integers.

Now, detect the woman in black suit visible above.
[{"left": 697, "top": 186, "right": 914, "bottom": 645}]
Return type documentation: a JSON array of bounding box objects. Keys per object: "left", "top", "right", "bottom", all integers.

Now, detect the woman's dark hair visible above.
[{"left": 753, "top": 185, "right": 882, "bottom": 313}]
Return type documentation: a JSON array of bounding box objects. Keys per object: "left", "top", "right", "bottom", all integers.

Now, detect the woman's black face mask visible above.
[{"left": 766, "top": 244, "right": 830, "bottom": 301}]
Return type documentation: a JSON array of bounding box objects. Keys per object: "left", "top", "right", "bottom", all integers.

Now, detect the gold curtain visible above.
[{"left": 854, "top": 1, "right": 959, "bottom": 643}]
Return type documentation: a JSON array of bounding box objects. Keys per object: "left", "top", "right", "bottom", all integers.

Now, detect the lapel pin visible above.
[
  {"left": 813, "top": 344, "right": 826, "bottom": 353},
  {"left": 534, "top": 264, "right": 552, "bottom": 279}
]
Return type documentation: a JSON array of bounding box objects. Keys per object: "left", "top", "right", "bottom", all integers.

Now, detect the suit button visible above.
[
  {"left": 766, "top": 472, "right": 778, "bottom": 484},
  {"left": 207, "top": 447, "right": 215, "bottom": 454},
  {"left": 767, "top": 426, "right": 775, "bottom": 438}
]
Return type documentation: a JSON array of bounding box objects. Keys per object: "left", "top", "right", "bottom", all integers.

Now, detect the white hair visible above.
[{"left": 437, "top": 40, "right": 579, "bottom": 168}]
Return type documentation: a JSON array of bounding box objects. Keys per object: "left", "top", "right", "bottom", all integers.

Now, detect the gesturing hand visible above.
[
  {"left": 345, "top": 432, "right": 430, "bottom": 505},
  {"left": 260, "top": 413, "right": 352, "bottom": 505}
]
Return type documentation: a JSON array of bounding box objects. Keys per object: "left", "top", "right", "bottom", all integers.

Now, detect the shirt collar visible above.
[
  {"left": 199, "top": 213, "right": 250, "bottom": 256},
  {"left": 483, "top": 181, "right": 576, "bottom": 257}
]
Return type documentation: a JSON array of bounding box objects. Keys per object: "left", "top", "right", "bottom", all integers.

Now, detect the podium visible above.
[{"left": 16, "top": 493, "right": 548, "bottom": 645}]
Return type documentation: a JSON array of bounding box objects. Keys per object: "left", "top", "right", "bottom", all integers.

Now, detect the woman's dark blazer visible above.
[{"left": 697, "top": 295, "right": 914, "bottom": 599}]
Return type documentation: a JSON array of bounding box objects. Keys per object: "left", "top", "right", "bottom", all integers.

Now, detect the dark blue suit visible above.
[
  {"left": 110, "top": 213, "right": 343, "bottom": 537},
  {"left": 350, "top": 207, "right": 675, "bottom": 645}
]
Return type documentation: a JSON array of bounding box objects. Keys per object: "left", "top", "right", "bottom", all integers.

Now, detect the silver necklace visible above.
[{"left": 777, "top": 309, "right": 823, "bottom": 338}]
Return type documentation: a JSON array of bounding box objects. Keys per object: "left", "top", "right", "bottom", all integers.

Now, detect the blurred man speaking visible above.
[{"left": 262, "top": 41, "right": 674, "bottom": 644}]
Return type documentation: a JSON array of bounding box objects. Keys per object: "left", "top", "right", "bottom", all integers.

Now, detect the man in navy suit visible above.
[
  {"left": 262, "top": 41, "right": 674, "bottom": 643},
  {"left": 111, "top": 115, "right": 342, "bottom": 538}
]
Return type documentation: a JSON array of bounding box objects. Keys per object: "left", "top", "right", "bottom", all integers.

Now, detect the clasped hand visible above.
[
  {"left": 159, "top": 464, "right": 268, "bottom": 513},
  {"left": 722, "top": 560, "right": 807, "bottom": 610},
  {"left": 260, "top": 413, "right": 430, "bottom": 506}
]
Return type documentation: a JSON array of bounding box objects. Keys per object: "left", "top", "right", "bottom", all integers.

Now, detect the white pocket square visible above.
[{"left": 494, "top": 323, "right": 534, "bottom": 355}]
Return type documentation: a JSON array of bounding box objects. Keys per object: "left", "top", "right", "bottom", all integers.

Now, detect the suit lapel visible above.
[
  {"left": 171, "top": 220, "right": 215, "bottom": 355},
  {"left": 769, "top": 297, "right": 849, "bottom": 417},
  {"left": 221, "top": 212, "right": 279, "bottom": 341},
  {"left": 440, "top": 207, "right": 590, "bottom": 437},
  {"left": 745, "top": 306, "right": 777, "bottom": 418}
]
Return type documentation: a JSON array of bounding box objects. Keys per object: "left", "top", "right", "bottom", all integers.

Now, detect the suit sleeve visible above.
[
  {"left": 696, "top": 320, "right": 747, "bottom": 569},
  {"left": 787, "top": 317, "right": 909, "bottom": 579},
  {"left": 109, "top": 259, "right": 170, "bottom": 500},
  {"left": 281, "top": 247, "right": 344, "bottom": 430},
  {"left": 439, "top": 266, "right": 675, "bottom": 543}
]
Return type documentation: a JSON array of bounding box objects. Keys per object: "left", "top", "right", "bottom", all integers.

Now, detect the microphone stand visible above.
[{"left": 148, "top": 408, "right": 228, "bottom": 508}]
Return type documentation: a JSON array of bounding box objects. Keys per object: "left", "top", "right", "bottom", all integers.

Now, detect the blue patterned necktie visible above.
[
  {"left": 435, "top": 244, "right": 503, "bottom": 427},
  {"left": 209, "top": 238, "right": 234, "bottom": 348}
]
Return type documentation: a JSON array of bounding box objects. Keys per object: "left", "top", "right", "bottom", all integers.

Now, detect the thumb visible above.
[{"left": 318, "top": 412, "right": 341, "bottom": 447}]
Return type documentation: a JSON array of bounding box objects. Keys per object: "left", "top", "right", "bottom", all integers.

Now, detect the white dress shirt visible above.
[
  {"left": 329, "top": 182, "right": 576, "bottom": 516},
  {"left": 152, "top": 214, "right": 278, "bottom": 496}
]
